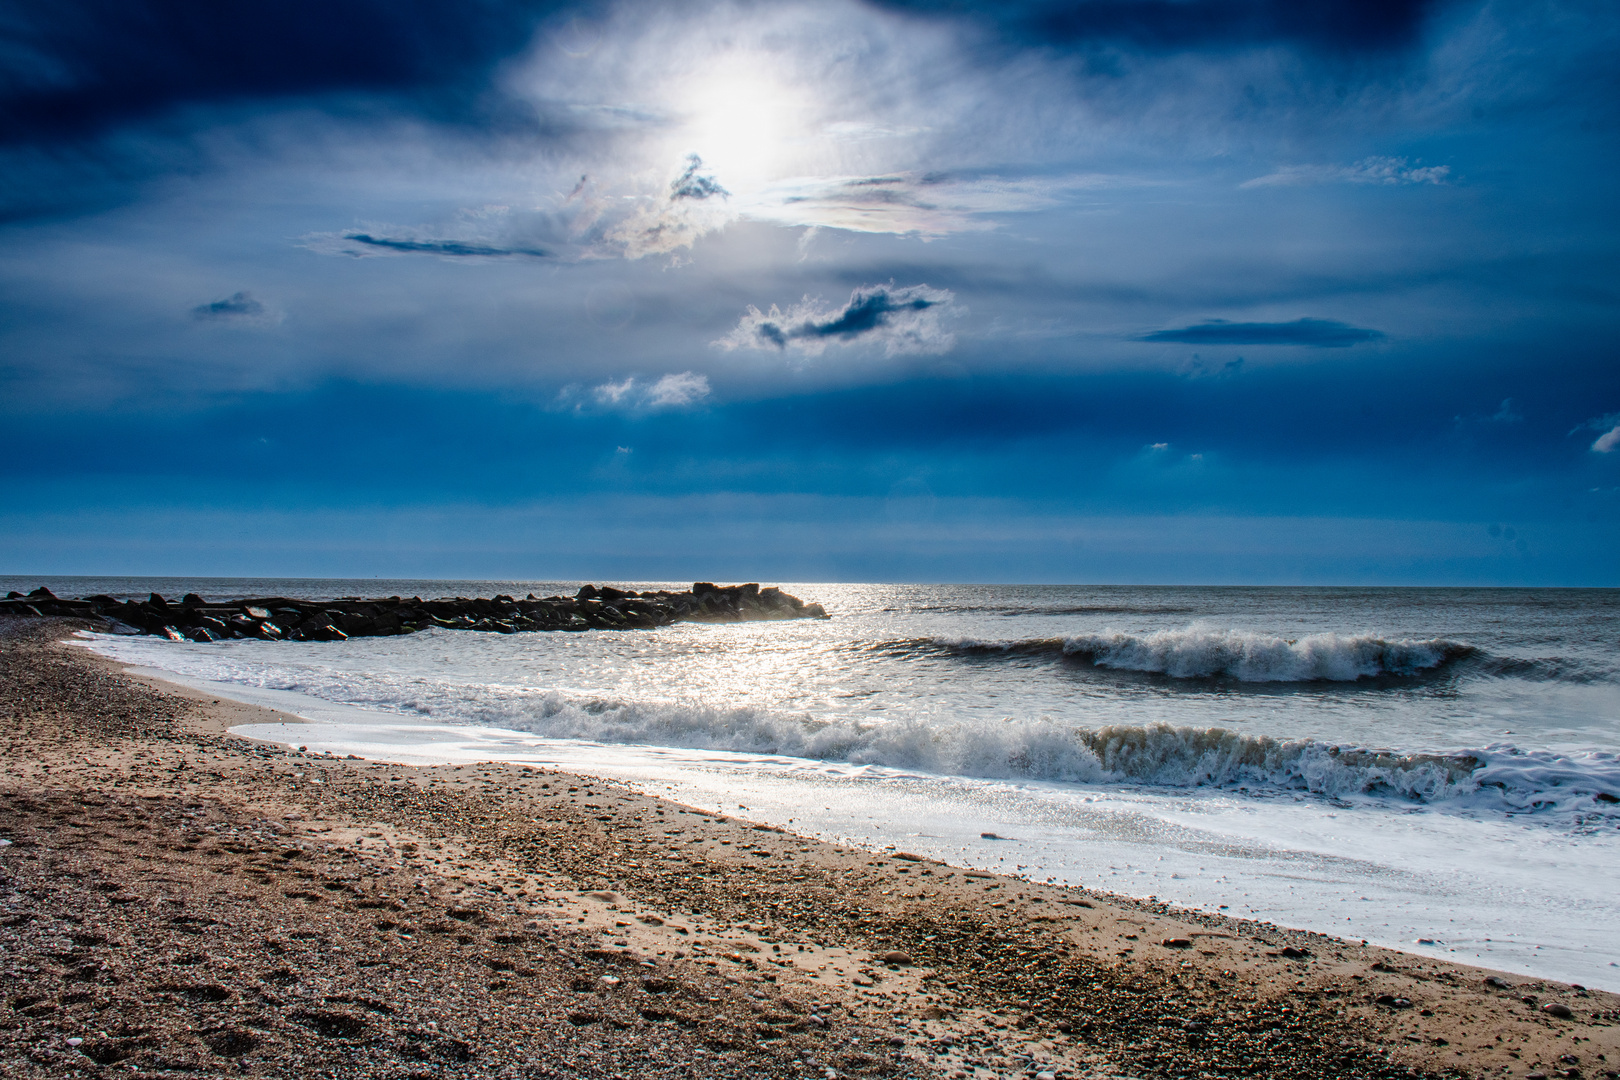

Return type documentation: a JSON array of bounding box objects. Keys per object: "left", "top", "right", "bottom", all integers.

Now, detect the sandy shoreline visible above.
[{"left": 4, "top": 617, "right": 1618, "bottom": 1080}]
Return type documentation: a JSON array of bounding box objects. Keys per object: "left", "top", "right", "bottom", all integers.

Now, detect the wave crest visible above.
[
  {"left": 873, "top": 628, "right": 1472, "bottom": 681},
  {"left": 1062, "top": 629, "right": 1469, "bottom": 681}
]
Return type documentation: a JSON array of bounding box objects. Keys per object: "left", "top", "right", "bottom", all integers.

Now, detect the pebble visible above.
[
  {"left": 880, "top": 951, "right": 913, "bottom": 965},
  {"left": 1542, "top": 1002, "right": 1574, "bottom": 1019}
]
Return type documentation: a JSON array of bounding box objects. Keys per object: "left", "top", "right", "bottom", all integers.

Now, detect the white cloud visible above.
[
  {"left": 643, "top": 371, "right": 712, "bottom": 408},
  {"left": 1241, "top": 157, "right": 1451, "bottom": 189},
  {"left": 1574, "top": 412, "right": 1620, "bottom": 452},
  {"left": 718, "top": 283, "right": 958, "bottom": 358},
  {"left": 590, "top": 371, "right": 711, "bottom": 411}
]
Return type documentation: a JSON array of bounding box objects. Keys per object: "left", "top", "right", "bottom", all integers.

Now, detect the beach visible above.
[{"left": 4, "top": 615, "right": 1617, "bottom": 1080}]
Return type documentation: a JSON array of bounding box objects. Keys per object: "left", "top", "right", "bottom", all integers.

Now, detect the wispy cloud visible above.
[
  {"left": 191, "top": 290, "right": 279, "bottom": 326},
  {"left": 739, "top": 172, "right": 1119, "bottom": 237},
  {"left": 1488, "top": 398, "right": 1523, "bottom": 424},
  {"left": 340, "top": 234, "right": 550, "bottom": 258},
  {"left": 1582, "top": 412, "right": 1620, "bottom": 453},
  {"left": 1569, "top": 412, "right": 1620, "bottom": 453},
  {"left": 301, "top": 157, "right": 1124, "bottom": 268},
  {"left": 719, "top": 284, "right": 957, "bottom": 357},
  {"left": 1139, "top": 318, "right": 1384, "bottom": 347},
  {"left": 605, "top": 156, "right": 737, "bottom": 259},
  {"left": 1242, "top": 157, "right": 1450, "bottom": 189},
  {"left": 591, "top": 371, "right": 711, "bottom": 411}
]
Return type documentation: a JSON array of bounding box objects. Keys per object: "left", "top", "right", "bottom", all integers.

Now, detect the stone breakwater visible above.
[{"left": 0, "top": 582, "right": 827, "bottom": 642}]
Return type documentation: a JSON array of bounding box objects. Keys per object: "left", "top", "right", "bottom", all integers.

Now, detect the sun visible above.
[{"left": 675, "top": 56, "right": 811, "bottom": 188}]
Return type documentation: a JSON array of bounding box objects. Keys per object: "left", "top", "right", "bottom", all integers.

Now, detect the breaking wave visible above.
[
  {"left": 867, "top": 628, "right": 1602, "bottom": 684},
  {"left": 437, "top": 693, "right": 1620, "bottom": 818},
  {"left": 1068, "top": 628, "right": 1464, "bottom": 681}
]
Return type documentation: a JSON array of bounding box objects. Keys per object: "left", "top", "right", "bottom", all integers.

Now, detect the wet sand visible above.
[{"left": 4, "top": 617, "right": 1617, "bottom": 1080}]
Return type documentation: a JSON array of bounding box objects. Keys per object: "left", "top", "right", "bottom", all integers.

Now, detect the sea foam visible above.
[{"left": 442, "top": 689, "right": 1619, "bottom": 819}]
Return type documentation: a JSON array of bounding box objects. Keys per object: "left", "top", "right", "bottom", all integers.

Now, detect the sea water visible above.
[{"left": 20, "top": 577, "right": 1618, "bottom": 988}]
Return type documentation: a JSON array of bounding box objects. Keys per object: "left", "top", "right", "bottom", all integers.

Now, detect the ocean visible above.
[{"left": 15, "top": 576, "right": 1618, "bottom": 989}]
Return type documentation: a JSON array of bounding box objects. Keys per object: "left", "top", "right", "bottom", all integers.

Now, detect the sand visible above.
[{"left": 3, "top": 616, "right": 1617, "bottom": 1080}]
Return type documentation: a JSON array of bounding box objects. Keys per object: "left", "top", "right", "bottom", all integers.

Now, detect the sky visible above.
[{"left": 1, "top": 0, "right": 1617, "bottom": 584}]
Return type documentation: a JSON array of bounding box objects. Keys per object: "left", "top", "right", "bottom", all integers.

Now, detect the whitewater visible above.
[{"left": 19, "top": 578, "right": 1619, "bottom": 989}]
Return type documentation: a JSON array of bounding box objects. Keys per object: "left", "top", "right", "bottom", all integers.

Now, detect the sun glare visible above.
[{"left": 676, "top": 58, "right": 811, "bottom": 188}]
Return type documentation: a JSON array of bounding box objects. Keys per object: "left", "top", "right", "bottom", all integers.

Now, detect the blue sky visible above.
[{"left": 2, "top": 0, "right": 1617, "bottom": 583}]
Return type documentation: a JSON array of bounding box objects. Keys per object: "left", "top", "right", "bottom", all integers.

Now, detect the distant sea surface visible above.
[{"left": 17, "top": 576, "right": 1619, "bottom": 988}]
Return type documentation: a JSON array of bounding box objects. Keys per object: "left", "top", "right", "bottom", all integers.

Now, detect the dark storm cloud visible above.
[
  {"left": 1139, "top": 318, "right": 1385, "bottom": 347},
  {"left": 343, "top": 234, "right": 550, "bottom": 259},
  {"left": 871, "top": 0, "right": 1453, "bottom": 55},
  {"left": 191, "top": 291, "right": 265, "bottom": 319},
  {"left": 0, "top": 0, "right": 574, "bottom": 147}
]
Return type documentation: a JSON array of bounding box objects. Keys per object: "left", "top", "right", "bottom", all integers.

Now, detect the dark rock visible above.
[
  {"left": 78, "top": 1039, "right": 134, "bottom": 1065},
  {"left": 289, "top": 1008, "right": 367, "bottom": 1038},
  {"left": 204, "top": 1029, "right": 259, "bottom": 1057},
  {"left": 1543, "top": 1002, "right": 1574, "bottom": 1019},
  {"left": 4, "top": 581, "right": 826, "bottom": 640}
]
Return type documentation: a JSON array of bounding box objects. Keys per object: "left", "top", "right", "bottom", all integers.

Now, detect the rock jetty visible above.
[{"left": 0, "top": 583, "right": 827, "bottom": 642}]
